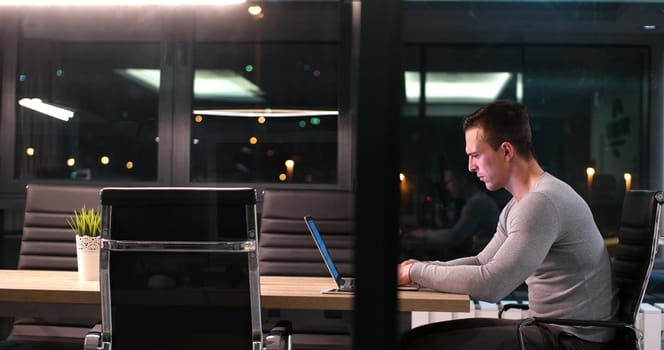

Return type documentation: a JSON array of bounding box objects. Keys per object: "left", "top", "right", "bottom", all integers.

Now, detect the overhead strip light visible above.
[
  {"left": 194, "top": 69, "right": 264, "bottom": 102},
  {"left": 193, "top": 109, "right": 338, "bottom": 118},
  {"left": 115, "top": 68, "right": 265, "bottom": 102},
  {"left": 18, "top": 98, "right": 74, "bottom": 121},
  {"left": 405, "top": 71, "right": 513, "bottom": 104},
  {"left": 0, "top": 0, "right": 244, "bottom": 6}
]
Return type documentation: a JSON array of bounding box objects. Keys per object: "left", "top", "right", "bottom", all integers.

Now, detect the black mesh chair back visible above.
[
  {"left": 10, "top": 184, "right": 101, "bottom": 349},
  {"left": 89, "top": 187, "right": 264, "bottom": 350},
  {"left": 611, "top": 190, "right": 663, "bottom": 346}
]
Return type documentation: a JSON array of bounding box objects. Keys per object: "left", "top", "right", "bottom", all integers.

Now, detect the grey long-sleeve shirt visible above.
[{"left": 409, "top": 172, "right": 619, "bottom": 342}]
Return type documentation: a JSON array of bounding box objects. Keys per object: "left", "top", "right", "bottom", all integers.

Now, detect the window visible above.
[
  {"left": 400, "top": 43, "right": 647, "bottom": 238},
  {"left": 13, "top": 11, "right": 161, "bottom": 182},
  {"left": 191, "top": 43, "right": 339, "bottom": 183}
]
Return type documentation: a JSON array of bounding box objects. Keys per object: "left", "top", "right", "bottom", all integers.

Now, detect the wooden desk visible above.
[{"left": 0, "top": 270, "right": 469, "bottom": 314}]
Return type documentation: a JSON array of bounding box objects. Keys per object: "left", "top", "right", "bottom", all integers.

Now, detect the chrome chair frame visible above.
[{"left": 84, "top": 187, "right": 288, "bottom": 350}]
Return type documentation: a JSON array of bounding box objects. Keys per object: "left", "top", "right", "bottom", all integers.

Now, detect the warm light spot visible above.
[
  {"left": 265, "top": 149, "right": 274, "bottom": 157},
  {"left": 257, "top": 116, "right": 266, "bottom": 124},
  {"left": 624, "top": 172, "right": 632, "bottom": 192},
  {"left": 278, "top": 173, "right": 287, "bottom": 181},
  {"left": 126, "top": 161, "right": 134, "bottom": 169},
  {"left": 586, "top": 167, "right": 595, "bottom": 177},
  {"left": 285, "top": 159, "right": 295, "bottom": 168},
  {"left": 25, "top": 147, "right": 35, "bottom": 156},
  {"left": 66, "top": 158, "right": 76, "bottom": 167},
  {"left": 305, "top": 175, "right": 313, "bottom": 183},
  {"left": 194, "top": 115, "right": 203, "bottom": 123},
  {"left": 249, "top": 136, "right": 258, "bottom": 145},
  {"left": 248, "top": 5, "right": 262, "bottom": 15},
  {"left": 399, "top": 173, "right": 405, "bottom": 182},
  {"left": 100, "top": 156, "right": 110, "bottom": 165}
]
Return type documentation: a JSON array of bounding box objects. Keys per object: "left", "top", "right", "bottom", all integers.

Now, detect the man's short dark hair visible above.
[{"left": 462, "top": 100, "right": 534, "bottom": 158}]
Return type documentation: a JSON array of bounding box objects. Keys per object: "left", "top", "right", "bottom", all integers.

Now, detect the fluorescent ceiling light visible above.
[
  {"left": 405, "top": 71, "right": 512, "bottom": 104},
  {"left": 114, "top": 68, "right": 160, "bottom": 91},
  {"left": 18, "top": 98, "right": 74, "bottom": 121},
  {"left": 194, "top": 69, "right": 264, "bottom": 102},
  {"left": 193, "top": 108, "right": 338, "bottom": 118},
  {"left": 0, "top": 0, "right": 244, "bottom": 6},
  {"left": 115, "top": 68, "right": 264, "bottom": 102},
  {"left": 404, "top": 71, "right": 421, "bottom": 104}
]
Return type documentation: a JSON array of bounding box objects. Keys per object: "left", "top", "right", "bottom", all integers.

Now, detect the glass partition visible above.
[
  {"left": 396, "top": 1, "right": 661, "bottom": 346},
  {"left": 399, "top": 1, "right": 654, "bottom": 254},
  {"left": 191, "top": 42, "right": 339, "bottom": 183},
  {"left": 13, "top": 10, "right": 161, "bottom": 182}
]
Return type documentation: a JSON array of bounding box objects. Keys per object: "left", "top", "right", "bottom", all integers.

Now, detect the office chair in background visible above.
[
  {"left": 83, "top": 187, "right": 291, "bottom": 350},
  {"left": 259, "top": 189, "right": 354, "bottom": 350},
  {"left": 5, "top": 184, "right": 101, "bottom": 350}
]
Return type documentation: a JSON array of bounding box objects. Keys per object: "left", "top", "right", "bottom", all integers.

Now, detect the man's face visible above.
[{"left": 464, "top": 127, "right": 508, "bottom": 191}]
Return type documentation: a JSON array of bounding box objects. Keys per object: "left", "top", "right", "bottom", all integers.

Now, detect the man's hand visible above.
[{"left": 397, "top": 259, "right": 419, "bottom": 286}]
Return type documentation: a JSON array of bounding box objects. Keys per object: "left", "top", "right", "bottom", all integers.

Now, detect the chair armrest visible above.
[
  {"left": 84, "top": 322, "right": 103, "bottom": 350},
  {"left": 521, "top": 317, "right": 629, "bottom": 328},
  {"left": 517, "top": 317, "right": 636, "bottom": 350},
  {"left": 263, "top": 320, "right": 293, "bottom": 350},
  {"left": 498, "top": 303, "right": 529, "bottom": 319}
]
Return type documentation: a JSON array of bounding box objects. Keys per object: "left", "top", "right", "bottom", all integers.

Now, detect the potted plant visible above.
[{"left": 67, "top": 206, "right": 101, "bottom": 281}]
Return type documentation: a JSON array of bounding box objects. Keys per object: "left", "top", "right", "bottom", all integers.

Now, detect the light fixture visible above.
[
  {"left": 115, "top": 68, "right": 265, "bottom": 102},
  {"left": 405, "top": 71, "right": 512, "bottom": 104},
  {"left": 193, "top": 108, "right": 338, "bottom": 118},
  {"left": 18, "top": 98, "right": 74, "bottom": 121},
  {"left": 0, "top": 0, "right": 244, "bottom": 6},
  {"left": 643, "top": 24, "right": 657, "bottom": 30},
  {"left": 624, "top": 172, "right": 632, "bottom": 192},
  {"left": 247, "top": 5, "right": 262, "bottom": 15}
]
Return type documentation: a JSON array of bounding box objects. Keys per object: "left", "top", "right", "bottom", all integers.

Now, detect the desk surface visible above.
[{"left": 0, "top": 270, "right": 469, "bottom": 312}]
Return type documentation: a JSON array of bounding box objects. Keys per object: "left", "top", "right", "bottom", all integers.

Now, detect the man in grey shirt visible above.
[{"left": 398, "top": 101, "right": 618, "bottom": 350}]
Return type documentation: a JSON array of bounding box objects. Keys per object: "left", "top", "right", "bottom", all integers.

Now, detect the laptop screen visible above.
[{"left": 304, "top": 216, "right": 341, "bottom": 281}]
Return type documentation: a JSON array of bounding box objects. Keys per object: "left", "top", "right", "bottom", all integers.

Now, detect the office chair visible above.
[
  {"left": 83, "top": 187, "right": 290, "bottom": 350},
  {"left": 259, "top": 189, "right": 354, "bottom": 350},
  {"left": 513, "top": 190, "right": 663, "bottom": 349},
  {"left": 3, "top": 184, "right": 102, "bottom": 350}
]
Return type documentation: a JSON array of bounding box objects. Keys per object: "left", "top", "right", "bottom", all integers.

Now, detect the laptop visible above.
[{"left": 304, "top": 215, "right": 418, "bottom": 294}]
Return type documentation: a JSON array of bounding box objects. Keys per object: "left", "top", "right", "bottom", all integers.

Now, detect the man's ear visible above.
[{"left": 500, "top": 142, "right": 515, "bottom": 160}]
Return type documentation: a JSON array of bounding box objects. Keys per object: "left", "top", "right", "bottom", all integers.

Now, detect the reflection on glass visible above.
[
  {"left": 400, "top": 44, "right": 646, "bottom": 240},
  {"left": 15, "top": 41, "right": 160, "bottom": 181},
  {"left": 191, "top": 42, "right": 339, "bottom": 183},
  {"left": 405, "top": 71, "right": 512, "bottom": 104}
]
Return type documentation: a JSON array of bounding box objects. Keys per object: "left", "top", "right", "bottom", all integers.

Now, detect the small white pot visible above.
[{"left": 76, "top": 235, "right": 100, "bottom": 281}]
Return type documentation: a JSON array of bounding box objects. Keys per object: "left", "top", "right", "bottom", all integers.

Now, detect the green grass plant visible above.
[{"left": 67, "top": 206, "right": 101, "bottom": 237}]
